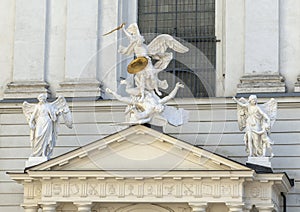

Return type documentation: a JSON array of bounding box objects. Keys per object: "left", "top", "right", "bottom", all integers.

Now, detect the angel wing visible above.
[
  {"left": 147, "top": 34, "right": 189, "bottom": 69},
  {"left": 236, "top": 97, "right": 248, "bottom": 131},
  {"left": 51, "top": 96, "right": 73, "bottom": 128},
  {"left": 260, "top": 98, "right": 277, "bottom": 127},
  {"left": 22, "top": 102, "right": 36, "bottom": 123}
]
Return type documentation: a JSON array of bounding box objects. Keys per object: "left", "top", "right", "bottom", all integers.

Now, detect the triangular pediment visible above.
[{"left": 28, "top": 125, "right": 250, "bottom": 172}]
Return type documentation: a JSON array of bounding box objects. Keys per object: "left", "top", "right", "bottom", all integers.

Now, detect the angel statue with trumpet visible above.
[
  {"left": 22, "top": 94, "right": 73, "bottom": 159},
  {"left": 232, "top": 95, "right": 277, "bottom": 159},
  {"left": 103, "top": 23, "right": 189, "bottom": 126}
]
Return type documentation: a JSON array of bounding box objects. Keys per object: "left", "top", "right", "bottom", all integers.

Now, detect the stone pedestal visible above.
[
  {"left": 237, "top": 0, "right": 286, "bottom": 94},
  {"left": 56, "top": 80, "right": 101, "bottom": 99},
  {"left": 246, "top": 157, "right": 272, "bottom": 168},
  {"left": 25, "top": 156, "right": 48, "bottom": 167},
  {"left": 294, "top": 75, "right": 300, "bottom": 92},
  {"left": 237, "top": 75, "right": 286, "bottom": 93},
  {"left": 4, "top": 81, "right": 50, "bottom": 99}
]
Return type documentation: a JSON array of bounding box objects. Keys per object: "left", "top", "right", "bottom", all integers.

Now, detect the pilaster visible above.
[
  {"left": 4, "top": 0, "right": 50, "bottom": 99},
  {"left": 189, "top": 202, "right": 208, "bottom": 212},
  {"left": 57, "top": 0, "right": 100, "bottom": 98},
  {"left": 237, "top": 0, "right": 286, "bottom": 94}
]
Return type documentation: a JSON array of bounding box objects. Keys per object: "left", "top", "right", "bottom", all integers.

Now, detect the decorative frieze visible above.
[{"left": 39, "top": 178, "right": 243, "bottom": 201}]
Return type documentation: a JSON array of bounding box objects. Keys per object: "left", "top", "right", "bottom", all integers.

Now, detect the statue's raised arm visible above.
[{"left": 233, "top": 95, "right": 276, "bottom": 160}]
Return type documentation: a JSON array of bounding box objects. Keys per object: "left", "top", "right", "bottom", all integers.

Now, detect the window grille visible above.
[{"left": 138, "top": 0, "right": 217, "bottom": 97}]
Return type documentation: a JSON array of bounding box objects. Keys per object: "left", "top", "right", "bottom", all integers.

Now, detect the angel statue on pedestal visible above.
[
  {"left": 22, "top": 94, "right": 73, "bottom": 160},
  {"left": 232, "top": 95, "right": 277, "bottom": 160},
  {"left": 103, "top": 23, "right": 189, "bottom": 126}
]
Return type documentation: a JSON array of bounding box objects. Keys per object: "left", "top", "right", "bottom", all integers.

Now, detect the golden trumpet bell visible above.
[{"left": 127, "top": 57, "right": 148, "bottom": 74}]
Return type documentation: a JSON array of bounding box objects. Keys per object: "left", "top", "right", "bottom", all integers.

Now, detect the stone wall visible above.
[
  {"left": 1, "top": 1, "right": 300, "bottom": 99},
  {"left": 0, "top": 97, "right": 299, "bottom": 211}
]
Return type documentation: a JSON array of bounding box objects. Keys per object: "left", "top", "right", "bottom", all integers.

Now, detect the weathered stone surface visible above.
[
  {"left": 4, "top": 81, "right": 50, "bottom": 99},
  {"left": 56, "top": 80, "right": 101, "bottom": 98},
  {"left": 237, "top": 75, "right": 286, "bottom": 93}
]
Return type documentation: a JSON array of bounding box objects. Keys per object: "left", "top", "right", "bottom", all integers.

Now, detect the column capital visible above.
[
  {"left": 74, "top": 202, "right": 93, "bottom": 212},
  {"left": 226, "top": 202, "right": 245, "bottom": 212},
  {"left": 21, "top": 204, "right": 39, "bottom": 212},
  {"left": 188, "top": 202, "right": 208, "bottom": 212},
  {"left": 256, "top": 204, "right": 276, "bottom": 212},
  {"left": 40, "top": 202, "right": 57, "bottom": 212}
]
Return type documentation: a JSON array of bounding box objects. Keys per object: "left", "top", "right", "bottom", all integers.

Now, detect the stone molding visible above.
[
  {"left": 237, "top": 75, "right": 286, "bottom": 94},
  {"left": 9, "top": 172, "right": 290, "bottom": 212},
  {"left": 56, "top": 80, "right": 101, "bottom": 99},
  {"left": 4, "top": 81, "right": 50, "bottom": 99},
  {"left": 25, "top": 177, "right": 244, "bottom": 203}
]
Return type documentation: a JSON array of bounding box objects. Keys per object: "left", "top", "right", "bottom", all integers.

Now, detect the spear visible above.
[{"left": 102, "top": 23, "right": 126, "bottom": 36}]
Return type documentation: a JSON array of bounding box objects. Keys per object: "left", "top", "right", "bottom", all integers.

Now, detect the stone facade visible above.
[
  {"left": 1, "top": 0, "right": 300, "bottom": 99},
  {"left": 9, "top": 126, "right": 292, "bottom": 212},
  {"left": 1, "top": 0, "right": 300, "bottom": 211}
]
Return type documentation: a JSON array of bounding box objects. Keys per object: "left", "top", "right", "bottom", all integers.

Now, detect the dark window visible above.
[{"left": 138, "top": 0, "right": 216, "bottom": 97}]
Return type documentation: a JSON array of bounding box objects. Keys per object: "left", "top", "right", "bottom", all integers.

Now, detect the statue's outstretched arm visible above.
[
  {"left": 160, "top": 82, "right": 184, "bottom": 104},
  {"left": 232, "top": 96, "right": 248, "bottom": 107},
  {"left": 106, "top": 88, "right": 132, "bottom": 104}
]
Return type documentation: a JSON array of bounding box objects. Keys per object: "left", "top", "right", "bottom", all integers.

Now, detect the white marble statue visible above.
[
  {"left": 105, "top": 23, "right": 189, "bottom": 126},
  {"left": 22, "top": 94, "right": 73, "bottom": 159},
  {"left": 106, "top": 82, "right": 188, "bottom": 126},
  {"left": 232, "top": 95, "right": 277, "bottom": 158},
  {"left": 119, "top": 23, "right": 189, "bottom": 98}
]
